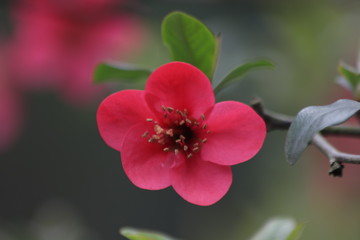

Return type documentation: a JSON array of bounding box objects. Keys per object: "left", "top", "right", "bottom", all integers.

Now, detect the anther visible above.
[
  {"left": 202, "top": 138, "right": 208, "bottom": 143},
  {"left": 148, "top": 138, "right": 156, "bottom": 143},
  {"left": 161, "top": 105, "right": 167, "bottom": 111},
  {"left": 152, "top": 135, "right": 160, "bottom": 140},
  {"left": 193, "top": 147, "right": 200, "bottom": 152},
  {"left": 146, "top": 118, "right": 153, "bottom": 122},
  {"left": 154, "top": 125, "right": 164, "bottom": 134},
  {"left": 164, "top": 113, "right": 168, "bottom": 118},
  {"left": 175, "top": 149, "right": 179, "bottom": 155},
  {"left": 184, "top": 109, "right": 188, "bottom": 116},
  {"left": 180, "top": 135, "right": 186, "bottom": 140},
  {"left": 207, "top": 130, "right": 211, "bottom": 134},
  {"left": 194, "top": 121, "right": 199, "bottom": 126},
  {"left": 166, "top": 129, "right": 174, "bottom": 136},
  {"left": 201, "top": 114, "right": 205, "bottom": 120},
  {"left": 202, "top": 124, "right": 207, "bottom": 129},
  {"left": 175, "top": 139, "right": 182, "bottom": 143},
  {"left": 185, "top": 119, "right": 192, "bottom": 125},
  {"left": 179, "top": 120, "right": 185, "bottom": 125},
  {"left": 187, "top": 153, "right": 193, "bottom": 159},
  {"left": 141, "top": 131, "right": 149, "bottom": 138},
  {"left": 193, "top": 142, "right": 199, "bottom": 147},
  {"left": 184, "top": 145, "right": 189, "bottom": 151},
  {"left": 163, "top": 147, "right": 170, "bottom": 152}
]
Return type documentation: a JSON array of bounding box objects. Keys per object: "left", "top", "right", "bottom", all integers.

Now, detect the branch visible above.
[
  {"left": 251, "top": 98, "right": 360, "bottom": 136},
  {"left": 250, "top": 98, "right": 360, "bottom": 176}
]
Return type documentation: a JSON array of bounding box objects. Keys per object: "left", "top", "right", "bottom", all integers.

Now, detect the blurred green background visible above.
[{"left": 2, "top": 0, "right": 360, "bottom": 239}]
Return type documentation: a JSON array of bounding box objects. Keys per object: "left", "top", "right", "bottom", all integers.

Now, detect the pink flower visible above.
[
  {"left": 8, "top": 0, "right": 144, "bottom": 105},
  {"left": 97, "top": 62, "right": 266, "bottom": 206},
  {"left": 0, "top": 85, "right": 22, "bottom": 152},
  {"left": 0, "top": 42, "right": 23, "bottom": 152}
]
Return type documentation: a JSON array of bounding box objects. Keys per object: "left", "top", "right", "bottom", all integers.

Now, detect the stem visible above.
[
  {"left": 251, "top": 98, "right": 360, "bottom": 136},
  {"left": 250, "top": 98, "right": 360, "bottom": 176},
  {"left": 312, "top": 134, "right": 360, "bottom": 164}
]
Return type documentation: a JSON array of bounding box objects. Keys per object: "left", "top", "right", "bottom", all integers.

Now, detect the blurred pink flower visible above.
[
  {"left": 0, "top": 40, "right": 23, "bottom": 152},
  {"left": 97, "top": 62, "right": 266, "bottom": 206},
  {"left": 0, "top": 82, "right": 22, "bottom": 152},
  {"left": 8, "top": 0, "right": 144, "bottom": 105}
]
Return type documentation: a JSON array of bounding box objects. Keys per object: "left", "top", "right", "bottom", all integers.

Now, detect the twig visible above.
[
  {"left": 251, "top": 98, "right": 360, "bottom": 137},
  {"left": 250, "top": 98, "right": 360, "bottom": 176},
  {"left": 312, "top": 134, "right": 360, "bottom": 164}
]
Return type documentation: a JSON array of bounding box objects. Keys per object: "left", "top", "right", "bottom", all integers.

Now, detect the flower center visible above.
[{"left": 142, "top": 105, "right": 210, "bottom": 159}]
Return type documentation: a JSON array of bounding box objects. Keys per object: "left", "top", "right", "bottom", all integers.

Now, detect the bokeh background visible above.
[{"left": 2, "top": 0, "right": 360, "bottom": 239}]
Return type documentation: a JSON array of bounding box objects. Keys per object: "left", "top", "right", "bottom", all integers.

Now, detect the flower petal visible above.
[
  {"left": 97, "top": 90, "right": 154, "bottom": 151},
  {"left": 201, "top": 101, "right": 266, "bottom": 166},
  {"left": 121, "top": 124, "right": 172, "bottom": 190},
  {"left": 145, "top": 62, "right": 215, "bottom": 119},
  {"left": 170, "top": 156, "right": 232, "bottom": 206}
]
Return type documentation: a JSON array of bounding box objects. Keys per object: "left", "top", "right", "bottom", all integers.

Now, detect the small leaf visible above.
[
  {"left": 249, "top": 218, "right": 302, "bottom": 240},
  {"left": 162, "top": 11, "right": 218, "bottom": 80},
  {"left": 338, "top": 62, "right": 360, "bottom": 91},
  {"left": 285, "top": 99, "right": 360, "bottom": 165},
  {"left": 93, "top": 62, "right": 151, "bottom": 84},
  {"left": 213, "top": 60, "right": 274, "bottom": 95},
  {"left": 120, "top": 227, "right": 177, "bottom": 240}
]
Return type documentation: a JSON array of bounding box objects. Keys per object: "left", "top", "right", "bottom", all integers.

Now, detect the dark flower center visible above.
[{"left": 142, "top": 105, "right": 210, "bottom": 158}]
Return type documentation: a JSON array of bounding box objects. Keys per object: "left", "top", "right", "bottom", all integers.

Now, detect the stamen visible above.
[
  {"left": 146, "top": 118, "right": 153, "bottom": 122},
  {"left": 202, "top": 138, "right": 208, "bottom": 143},
  {"left": 148, "top": 138, "right": 156, "bottom": 143},
  {"left": 184, "top": 109, "right": 188, "bottom": 116},
  {"left": 158, "top": 139, "right": 165, "bottom": 145},
  {"left": 175, "top": 149, "right": 179, "bottom": 155},
  {"left": 175, "top": 139, "right": 182, "bottom": 143},
  {"left": 167, "top": 107, "right": 174, "bottom": 113},
  {"left": 180, "top": 135, "right": 186, "bottom": 140},
  {"left": 185, "top": 119, "right": 192, "bottom": 125},
  {"left": 179, "top": 120, "right": 185, "bottom": 125},
  {"left": 161, "top": 105, "right": 167, "bottom": 111},
  {"left": 164, "top": 113, "right": 168, "bottom": 118},
  {"left": 166, "top": 129, "right": 174, "bottom": 136},
  {"left": 163, "top": 147, "right": 170, "bottom": 152},
  {"left": 184, "top": 145, "right": 189, "bottom": 151},
  {"left": 193, "top": 147, "right": 200, "bottom": 152},
  {"left": 193, "top": 142, "right": 199, "bottom": 147},
  {"left": 152, "top": 135, "right": 160, "bottom": 140},
  {"left": 154, "top": 125, "right": 164, "bottom": 134},
  {"left": 206, "top": 130, "right": 211, "bottom": 134},
  {"left": 141, "top": 131, "right": 149, "bottom": 138},
  {"left": 201, "top": 114, "right": 205, "bottom": 120},
  {"left": 187, "top": 153, "right": 193, "bottom": 159},
  {"left": 194, "top": 121, "right": 199, "bottom": 126},
  {"left": 202, "top": 124, "right": 207, "bottom": 129}
]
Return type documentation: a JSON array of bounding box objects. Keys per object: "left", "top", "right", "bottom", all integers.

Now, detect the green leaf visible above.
[
  {"left": 120, "top": 227, "right": 177, "bottom": 240},
  {"left": 285, "top": 99, "right": 360, "bottom": 165},
  {"left": 93, "top": 62, "right": 151, "bottom": 84},
  {"left": 162, "top": 11, "right": 219, "bottom": 80},
  {"left": 249, "top": 218, "right": 302, "bottom": 240},
  {"left": 338, "top": 63, "right": 360, "bottom": 92},
  {"left": 213, "top": 60, "right": 274, "bottom": 95}
]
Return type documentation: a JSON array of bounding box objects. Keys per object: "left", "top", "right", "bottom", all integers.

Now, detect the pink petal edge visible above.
[
  {"left": 121, "top": 124, "right": 172, "bottom": 190},
  {"left": 96, "top": 90, "right": 154, "bottom": 151},
  {"left": 201, "top": 101, "right": 266, "bottom": 166},
  {"left": 170, "top": 155, "right": 232, "bottom": 206},
  {"left": 145, "top": 62, "right": 215, "bottom": 119}
]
